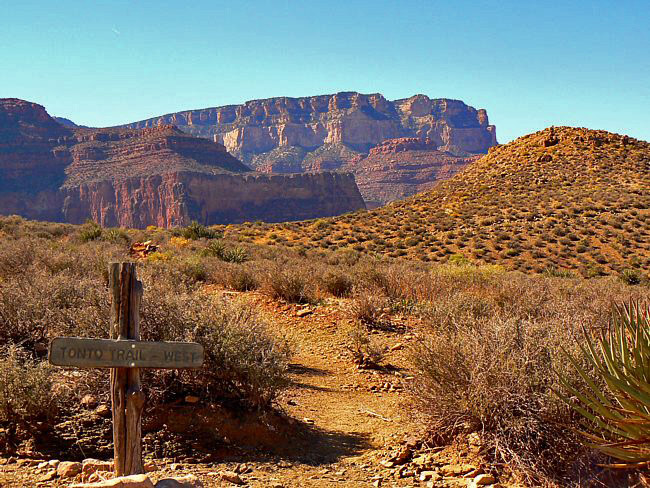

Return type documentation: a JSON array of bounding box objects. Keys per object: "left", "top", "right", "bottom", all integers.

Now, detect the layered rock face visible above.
[
  {"left": 346, "top": 138, "right": 479, "bottom": 207},
  {"left": 0, "top": 99, "right": 366, "bottom": 227},
  {"left": 123, "top": 92, "right": 497, "bottom": 206},
  {"left": 63, "top": 171, "right": 364, "bottom": 227},
  {"left": 124, "top": 92, "right": 497, "bottom": 165},
  {"left": 0, "top": 99, "right": 73, "bottom": 220}
]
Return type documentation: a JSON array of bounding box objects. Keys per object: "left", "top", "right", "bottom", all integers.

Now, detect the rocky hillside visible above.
[
  {"left": 230, "top": 127, "right": 650, "bottom": 277},
  {"left": 0, "top": 99, "right": 366, "bottom": 227},
  {"left": 344, "top": 137, "right": 480, "bottom": 207},
  {"left": 123, "top": 92, "right": 497, "bottom": 205}
]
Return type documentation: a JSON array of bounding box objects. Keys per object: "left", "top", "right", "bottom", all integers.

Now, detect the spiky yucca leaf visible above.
[{"left": 557, "top": 301, "right": 650, "bottom": 467}]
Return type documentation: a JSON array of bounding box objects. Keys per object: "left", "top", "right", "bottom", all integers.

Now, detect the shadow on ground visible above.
[{"left": 18, "top": 404, "right": 370, "bottom": 467}]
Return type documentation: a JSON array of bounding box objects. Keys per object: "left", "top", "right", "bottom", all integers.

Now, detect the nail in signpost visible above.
[{"left": 48, "top": 262, "right": 204, "bottom": 477}]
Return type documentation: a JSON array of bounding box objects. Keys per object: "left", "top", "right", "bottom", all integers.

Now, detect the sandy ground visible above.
[{"left": 0, "top": 291, "right": 487, "bottom": 487}]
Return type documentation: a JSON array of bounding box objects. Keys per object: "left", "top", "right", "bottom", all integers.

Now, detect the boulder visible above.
[
  {"left": 71, "top": 474, "right": 155, "bottom": 487},
  {"left": 154, "top": 474, "right": 204, "bottom": 487},
  {"left": 217, "top": 471, "right": 244, "bottom": 485},
  {"left": 57, "top": 461, "right": 82, "bottom": 478},
  {"left": 82, "top": 458, "right": 113, "bottom": 475},
  {"left": 470, "top": 473, "right": 497, "bottom": 486}
]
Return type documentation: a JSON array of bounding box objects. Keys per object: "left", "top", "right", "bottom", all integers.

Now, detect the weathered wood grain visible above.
[
  {"left": 111, "top": 262, "right": 130, "bottom": 476},
  {"left": 49, "top": 337, "right": 205, "bottom": 369},
  {"left": 48, "top": 262, "right": 205, "bottom": 477}
]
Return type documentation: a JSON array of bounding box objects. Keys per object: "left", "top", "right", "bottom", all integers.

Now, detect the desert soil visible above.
[{"left": 0, "top": 290, "right": 489, "bottom": 487}]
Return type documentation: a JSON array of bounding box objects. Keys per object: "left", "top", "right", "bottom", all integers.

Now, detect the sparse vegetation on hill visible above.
[
  {"left": 227, "top": 127, "right": 650, "bottom": 279},
  {"left": 0, "top": 215, "right": 648, "bottom": 486}
]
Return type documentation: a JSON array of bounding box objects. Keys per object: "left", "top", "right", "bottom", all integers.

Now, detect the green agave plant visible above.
[{"left": 557, "top": 301, "right": 650, "bottom": 468}]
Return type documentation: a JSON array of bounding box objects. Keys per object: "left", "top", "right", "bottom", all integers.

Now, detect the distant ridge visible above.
[
  {"left": 121, "top": 92, "right": 498, "bottom": 205},
  {"left": 0, "top": 98, "right": 366, "bottom": 227},
  {"left": 54, "top": 116, "right": 87, "bottom": 128}
]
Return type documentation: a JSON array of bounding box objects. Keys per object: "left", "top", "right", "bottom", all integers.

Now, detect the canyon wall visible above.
[
  {"left": 346, "top": 138, "right": 479, "bottom": 207},
  {"left": 122, "top": 92, "right": 497, "bottom": 206},
  {"left": 62, "top": 172, "right": 364, "bottom": 227},
  {"left": 123, "top": 92, "right": 497, "bottom": 168},
  {"left": 0, "top": 98, "right": 366, "bottom": 227}
]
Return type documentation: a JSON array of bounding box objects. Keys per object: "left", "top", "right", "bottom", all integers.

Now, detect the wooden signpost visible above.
[{"left": 48, "top": 262, "right": 204, "bottom": 477}]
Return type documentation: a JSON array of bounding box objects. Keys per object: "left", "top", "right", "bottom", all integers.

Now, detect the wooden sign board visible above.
[{"left": 49, "top": 337, "right": 204, "bottom": 369}]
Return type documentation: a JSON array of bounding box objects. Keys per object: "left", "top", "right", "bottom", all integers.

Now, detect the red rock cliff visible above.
[
  {"left": 345, "top": 137, "right": 479, "bottom": 207},
  {"left": 62, "top": 171, "right": 365, "bottom": 227},
  {"left": 0, "top": 99, "right": 366, "bottom": 227},
  {"left": 123, "top": 92, "right": 497, "bottom": 167}
]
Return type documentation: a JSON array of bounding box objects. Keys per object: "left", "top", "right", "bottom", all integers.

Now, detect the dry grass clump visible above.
[
  {"left": 0, "top": 218, "right": 293, "bottom": 422},
  {"left": 0, "top": 346, "right": 55, "bottom": 425},
  {"left": 409, "top": 271, "right": 649, "bottom": 485},
  {"left": 350, "top": 289, "right": 390, "bottom": 326},
  {"left": 318, "top": 269, "right": 354, "bottom": 297},
  {"left": 261, "top": 263, "right": 317, "bottom": 304},
  {"left": 223, "top": 264, "right": 260, "bottom": 291},
  {"left": 346, "top": 324, "right": 385, "bottom": 369}
]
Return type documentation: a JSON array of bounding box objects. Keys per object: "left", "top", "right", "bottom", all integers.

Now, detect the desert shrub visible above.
[
  {"left": 0, "top": 268, "right": 109, "bottom": 346},
  {"left": 412, "top": 314, "right": 584, "bottom": 483},
  {"left": 189, "top": 299, "right": 291, "bottom": 408},
  {"left": 325, "top": 249, "right": 361, "bottom": 267},
  {"left": 139, "top": 279, "right": 291, "bottom": 408},
  {"left": 448, "top": 253, "right": 471, "bottom": 266},
  {"left": 319, "top": 269, "right": 354, "bottom": 297},
  {"left": 102, "top": 228, "right": 130, "bottom": 244},
  {"left": 203, "top": 240, "right": 248, "bottom": 263},
  {"left": 544, "top": 266, "right": 576, "bottom": 278},
  {"left": 178, "top": 256, "right": 208, "bottom": 283},
  {"left": 350, "top": 289, "right": 389, "bottom": 325},
  {"left": 346, "top": 325, "right": 385, "bottom": 369},
  {"left": 0, "top": 238, "right": 35, "bottom": 277},
  {"left": 224, "top": 246, "right": 248, "bottom": 263},
  {"left": 177, "top": 221, "right": 221, "bottom": 240},
  {"left": 410, "top": 274, "right": 649, "bottom": 484},
  {"left": 620, "top": 268, "right": 643, "bottom": 285},
  {"left": 79, "top": 220, "right": 102, "bottom": 242},
  {"left": 262, "top": 265, "right": 315, "bottom": 303},
  {"left": 312, "top": 219, "right": 330, "bottom": 230},
  {"left": 0, "top": 346, "right": 55, "bottom": 424},
  {"left": 353, "top": 259, "right": 392, "bottom": 291},
  {"left": 226, "top": 266, "right": 259, "bottom": 291},
  {"left": 146, "top": 251, "right": 173, "bottom": 263},
  {"left": 169, "top": 236, "right": 192, "bottom": 249}
]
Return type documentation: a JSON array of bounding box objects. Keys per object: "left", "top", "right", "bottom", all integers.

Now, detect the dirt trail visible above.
[
  {"left": 0, "top": 293, "right": 422, "bottom": 487},
  {"left": 225, "top": 292, "right": 418, "bottom": 486}
]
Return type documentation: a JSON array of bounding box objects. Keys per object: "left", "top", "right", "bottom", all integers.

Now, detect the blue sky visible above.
[{"left": 2, "top": 0, "right": 649, "bottom": 142}]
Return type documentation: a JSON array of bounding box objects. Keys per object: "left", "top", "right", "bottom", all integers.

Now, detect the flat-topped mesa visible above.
[
  {"left": 0, "top": 98, "right": 366, "bottom": 227},
  {"left": 72, "top": 124, "right": 185, "bottom": 143},
  {"left": 122, "top": 92, "right": 496, "bottom": 207},
  {"left": 124, "top": 92, "right": 497, "bottom": 165}
]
